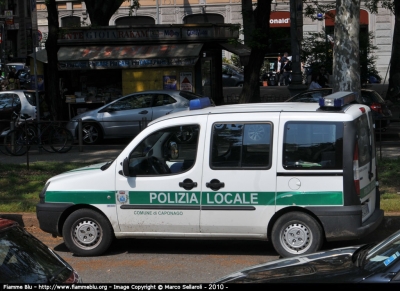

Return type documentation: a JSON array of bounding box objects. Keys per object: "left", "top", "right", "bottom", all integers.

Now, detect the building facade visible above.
[{"left": 32, "top": 0, "right": 394, "bottom": 82}]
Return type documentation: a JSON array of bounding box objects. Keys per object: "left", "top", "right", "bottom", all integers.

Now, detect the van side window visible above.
[
  {"left": 128, "top": 125, "right": 199, "bottom": 176},
  {"left": 283, "top": 122, "right": 343, "bottom": 170},
  {"left": 211, "top": 123, "right": 271, "bottom": 169}
]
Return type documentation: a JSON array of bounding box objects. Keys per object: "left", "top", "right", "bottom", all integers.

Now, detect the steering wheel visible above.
[{"left": 147, "top": 156, "right": 171, "bottom": 174}]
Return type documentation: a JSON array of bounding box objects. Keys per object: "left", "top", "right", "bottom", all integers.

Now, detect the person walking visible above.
[{"left": 279, "top": 52, "right": 289, "bottom": 86}]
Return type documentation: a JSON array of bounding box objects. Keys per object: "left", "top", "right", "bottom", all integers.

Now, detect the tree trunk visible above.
[
  {"left": 239, "top": 0, "right": 272, "bottom": 104},
  {"left": 45, "top": 0, "right": 64, "bottom": 120},
  {"left": 84, "top": 0, "right": 125, "bottom": 26},
  {"left": 332, "top": 0, "right": 361, "bottom": 98},
  {"left": 386, "top": 2, "right": 400, "bottom": 101}
]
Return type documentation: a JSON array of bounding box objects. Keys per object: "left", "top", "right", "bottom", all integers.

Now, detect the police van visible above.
[{"left": 36, "top": 92, "right": 384, "bottom": 258}]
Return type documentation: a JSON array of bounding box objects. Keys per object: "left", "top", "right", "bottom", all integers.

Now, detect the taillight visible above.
[
  {"left": 370, "top": 103, "right": 382, "bottom": 114},
  {"left": 353, "top": 142, "right": 360, "bottom": 197},
  {"left": 64, "top": 270, "right": 80, "bottom": 283}
]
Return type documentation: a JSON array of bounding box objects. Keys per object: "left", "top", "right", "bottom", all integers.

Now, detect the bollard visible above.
[{"left": 78, "top": 119, "right": 83, "bottom": 152}]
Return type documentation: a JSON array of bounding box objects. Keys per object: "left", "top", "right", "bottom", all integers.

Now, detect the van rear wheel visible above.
[
  {"left": 63, "top": 209, "right": 113, "bottom": 256},
  {"left": 271, "top": 212, "right": 323, "bottom": 258}
]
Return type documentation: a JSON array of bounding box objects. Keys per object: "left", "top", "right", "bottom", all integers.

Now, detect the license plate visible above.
[{"left": 362, "top": 203, "right": 369, "bottom": 217}]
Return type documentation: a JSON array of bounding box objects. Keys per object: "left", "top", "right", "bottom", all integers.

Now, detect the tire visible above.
[
  {"left": 271, "top": 212, "right": 323, "bottom": 258},
  {"left": 50, "top": 127, "right": 73, "bottom": 153},
  {"left": 4, "top": 128, "right": 30, "bottom": 156},
  {"left": 62, "top": 209, "right": 114, "bottom": 256},
  {"left": 82, "top": 123, "right": 102, "bottom": 145}
]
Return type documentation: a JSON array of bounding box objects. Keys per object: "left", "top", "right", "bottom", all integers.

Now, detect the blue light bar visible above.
[
  {"left": 319, "top": 92, "right": 357, "bottom": 108},
  {"left": 189, "top": 97, "right": 212, "bottom": 110}
]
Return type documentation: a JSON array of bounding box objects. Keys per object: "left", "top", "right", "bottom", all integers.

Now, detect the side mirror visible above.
[{"left": 120, "top": 157, "right": 130, "bottom": 177}]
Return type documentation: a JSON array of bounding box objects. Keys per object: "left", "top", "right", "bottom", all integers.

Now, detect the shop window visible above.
[
  {"left": 61, "top": 16, "right": 81, "bottom": 28},
  {"left": 183, "top": 14, "right": 224, "bottom": 24},
  {"left": 115, "top": 16, "right": 155, "bottom": 26},
  {"left": 57, "top": 4, "right": 67, "bottom": 10}
]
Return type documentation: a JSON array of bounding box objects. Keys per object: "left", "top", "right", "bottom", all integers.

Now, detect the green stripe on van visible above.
[
  {"left": 44, "top": 190, "right": 343, "bottom": 206},
  {"left": 360, "top": 179, "right": 376, "bottom": 199},
  {"left": 276, "top": 191, "right": 343, "bottom": 205},
  {"left": 45, "top": 191, "right": 116, "bottom": 204}
]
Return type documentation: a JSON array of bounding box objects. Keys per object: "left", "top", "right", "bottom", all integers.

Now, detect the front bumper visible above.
[{"left": 36, "top": 202, "right": 74, "bottom": 236}]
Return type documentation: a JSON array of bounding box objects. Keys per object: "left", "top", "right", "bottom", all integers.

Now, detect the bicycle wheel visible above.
[
  {"left": 4, "top": 128, "right": 30, "bottom": 156},
  {"left": 50, "top": 127, "right": 73, "bottom": 153}
]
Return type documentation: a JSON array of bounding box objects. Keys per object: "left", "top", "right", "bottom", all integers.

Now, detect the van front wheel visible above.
[
  {"left": 271, "top": 212, "right": 323, "bottom": 258},
  {"left": 63, "top": 209, "right": 113, "bottom": 256}
]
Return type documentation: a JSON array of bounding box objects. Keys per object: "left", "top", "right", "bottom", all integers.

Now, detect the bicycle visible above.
[{"left": 3, "top": 113, "right": 73, "bottom": 156}]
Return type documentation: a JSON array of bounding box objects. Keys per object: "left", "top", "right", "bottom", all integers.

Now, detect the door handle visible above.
[
  {"left": 139, "top": 110, "right": 148, "bottom": 114},
  {"left": 179, "top": 178, "right": 198, "bottom": 190},
  {"left": 206, "top": 179, "right": 225, "bottom": 191}
]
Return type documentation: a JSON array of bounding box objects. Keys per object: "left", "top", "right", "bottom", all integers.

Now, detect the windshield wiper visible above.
[{"left": 101, "top": 159, "right": 114, "bottom": 171}]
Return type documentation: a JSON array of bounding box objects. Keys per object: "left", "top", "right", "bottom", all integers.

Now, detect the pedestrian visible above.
[
  {"left": 317, "top": 65, "right": 330, "bottom": 88},
  {"left": 282, "top": 56, "right": 292, "bottom": 86},
  {"left": 279, "top": 52, "right": 289, "bottom": 85},
  {"left": 308, "top": 73, "right": 322, "bottom": 90}
]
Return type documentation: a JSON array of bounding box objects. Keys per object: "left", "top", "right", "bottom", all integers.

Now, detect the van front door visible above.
[
  {"left": 200, "top": 113, "right": 279, "bottom": 235},
  {"left": 115, "top": 116, "right": 206, "bottom": 234}
]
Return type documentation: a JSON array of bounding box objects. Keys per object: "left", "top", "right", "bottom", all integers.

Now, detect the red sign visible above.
[
  {"left": 325, "top": 9, "right": 369, "bottom": 26},
  {"left": 270, "top": 11, "right": 291, "bottom": 28}
]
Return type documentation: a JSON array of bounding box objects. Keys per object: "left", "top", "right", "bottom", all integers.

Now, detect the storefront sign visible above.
[
  {"left": 59, "top": 28, "right": 181, "bottom": 42},
  {"left": 58, "top": 57, "right": 199, "bottom": 70},
  {"left": 180, "top": 72, "right": 193, "bottom": 92},
  {"left": 269, "top": 11, "right": 290, "bottom": 28},
  {"left": 163, "top": 75, "right": 177, "bottom": 90}
]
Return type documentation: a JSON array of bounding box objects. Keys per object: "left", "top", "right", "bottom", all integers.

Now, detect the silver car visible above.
[
  {"left": 0, "top": 90, "right": 43, "bottom": 136},
  {"left": 67, "top": 90, "right": 204, "bottom": 144}
]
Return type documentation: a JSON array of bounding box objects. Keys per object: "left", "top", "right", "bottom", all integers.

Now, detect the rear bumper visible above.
[{"left": 307, "top": 206, "right": 384, "bottom": 241}]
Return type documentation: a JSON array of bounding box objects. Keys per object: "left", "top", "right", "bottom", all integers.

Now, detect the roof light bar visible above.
[
  {"left": 189, "top": 97, "right": 212, "bottom": 110},
  {"left": 319, "top": 92, "right": 357, "bottom": 108}
]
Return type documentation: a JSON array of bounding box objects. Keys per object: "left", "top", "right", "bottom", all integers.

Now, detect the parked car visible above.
[
  {"left": 0, "top": 218, "right": 81, "bottom": 283},
  {"left": 285, "top": 88, "right": 392, "bottom": 129},
  {"left": 5, "top": 63, "right": 29, "bottom": 75},
  {"left": 0, "top": 90, "right": 46, "bottom": 137},
  {"left": 222, "top": 63, "right": 244, "bottom": 87},
  {"left": 216, "top": 228, "right": 400, "bottom": 283},
  {"left": 66, "top": 90, "right": 205, "bottom": 145}
]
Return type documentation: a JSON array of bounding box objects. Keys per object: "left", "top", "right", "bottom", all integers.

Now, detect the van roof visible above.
[{"left": 149, "top": 102, "right": 369, "bottom": 126}]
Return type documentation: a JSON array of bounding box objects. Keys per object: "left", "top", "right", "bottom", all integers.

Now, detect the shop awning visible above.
[
  {"left": 31, "top": 43, "right": 204, "bottom": 70},
  {"left": 219, "top": 42, "right": 251, "bottom": 57},
  {"left": 219, "top": 42, "right": 251, "bottom": 65}
]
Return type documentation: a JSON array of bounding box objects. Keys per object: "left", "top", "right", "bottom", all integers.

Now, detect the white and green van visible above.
[{"left": 36, "top": 92, "right": 384, "bottom": 257}]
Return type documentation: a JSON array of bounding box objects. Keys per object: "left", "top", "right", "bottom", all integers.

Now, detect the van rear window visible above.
[
  {"left": 283, "top": 122, "right": 343, "bottom": 170},
  {"left": 356, "top": 114, "right": 372, "bottom": 167}
]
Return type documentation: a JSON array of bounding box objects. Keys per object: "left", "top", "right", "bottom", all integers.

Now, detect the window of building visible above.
[
  {"left": 61, "top": 16, "right": 81, "bottom": 28},
  {"left": 183, "top": 14, "right": 224, "bottom": 24},
  {"left": 115, "top": 16, "right": 155, "bottom": 26}
]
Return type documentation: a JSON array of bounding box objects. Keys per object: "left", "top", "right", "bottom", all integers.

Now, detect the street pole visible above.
[{"left": 288, "top": 0, "right": 307, "bottom": 96}]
